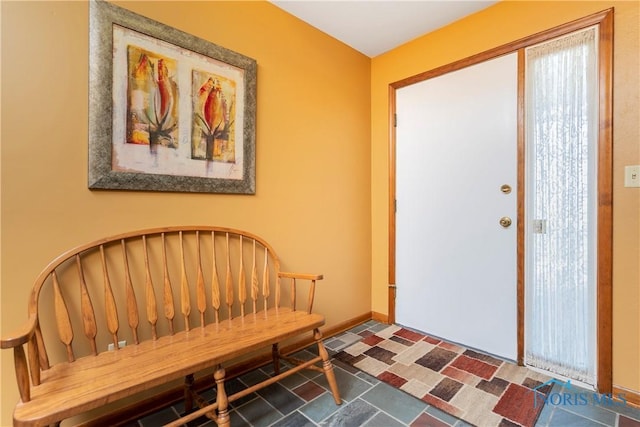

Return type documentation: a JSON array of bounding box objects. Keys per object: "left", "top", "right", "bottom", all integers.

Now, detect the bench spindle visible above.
[
  {"left": 100, "top": 245, "right": 120, "bottom": 348},
  {"left": 15, "top": 345, "right": 31, "bottom": 402},
  {"left": 290, "top": 278, "right": 297, "bottom": 311},
  {"left": 225, "top": 233, "right": 233, "bottom": 320},
  {"left": 276, "top": 270, "right": 281, "bottom": 309},
  {"left": 121, "top": 239, "right": 140, "bottom": 344},
  {"left": 52, "top": 271, "right": 75, "bottom": 362},
  {"left": 211, "top": 232, "right": 221, "bottom": 324},
  {"left": 142, "top": 236, "right": 159, "bottom": 340},
  {"left": 307, "top": 280, "right": 316, "bottom": 314},
  {"left": 263, "top": 249, "right": 270, "bottom": 312},
  {"left": 238, "top": 236, "right": 246, "bottom": 317},
  {"left": 76, "top": 256, "right": 98, "bottom": 355},
  {"left": 251, "top": 240, "right": 259, "bottom": 314},
  {"left": 28, "top": 333, "right": 41, "bottom": 386},
  {"left": 196, "top": 231, "right": 207, "bottom": 327},
  {"left": 161, "top": 233, "right": 176, "bottom": 335},
  {"left": 179, "top": 232, "right": 191, "bottom": 331},
  {"left": 34, "top": 323, "right": 49, "bottom": 371}
]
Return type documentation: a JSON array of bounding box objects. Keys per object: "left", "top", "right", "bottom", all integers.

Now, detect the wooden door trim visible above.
[
  {"left": 516, "top": 49, "right": 526, "bottom": 366},
  {"left": 388, "top": 84, "right": 397, "bottom": 324},
  {"left": 388, "top": 8, "right": 613, "bottom": 392},
  {"left": 595, "top": 9, "right": 614, "bottom": 394}
]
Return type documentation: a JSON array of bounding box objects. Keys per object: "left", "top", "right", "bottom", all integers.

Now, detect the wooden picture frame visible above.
[{"left": 89, "top": 0, "right": 257, "bottom": 194}]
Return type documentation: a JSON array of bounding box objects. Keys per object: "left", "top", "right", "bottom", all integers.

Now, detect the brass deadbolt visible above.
[{"left": 499, "top": 217, "right": 512, "bottom": 228}]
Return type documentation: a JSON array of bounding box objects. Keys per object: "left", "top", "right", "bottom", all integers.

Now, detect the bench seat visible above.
[{"left": 16, "top": 308, "right": 324, "bottom": 426}]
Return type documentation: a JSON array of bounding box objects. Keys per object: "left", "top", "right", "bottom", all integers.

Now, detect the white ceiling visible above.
[{"left": 270, "top": 1, "right": 498, "bottom": 57}]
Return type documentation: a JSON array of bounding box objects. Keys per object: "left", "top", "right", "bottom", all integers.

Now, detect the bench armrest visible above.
[
  {"left": 278, "top": 272, "right": 323, "bottom": 313},
  {"left": 278, "top": 272, "right": 323, "bottom": 281},
  {"left": 1, "top": 314, "right": 37, "bottom": 349},
  {"left": 1, "top": 314, "right": 37, "bottom": 403}
]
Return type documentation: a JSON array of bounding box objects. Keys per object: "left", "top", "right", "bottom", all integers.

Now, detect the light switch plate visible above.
[{"left": 625, "top": 165, "right": 640, "bottom": 188}]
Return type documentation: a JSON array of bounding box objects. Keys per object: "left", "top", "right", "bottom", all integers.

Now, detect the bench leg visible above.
[
  {"left": 214, "top": 365, "right": 230, "bottom": 427},
  {"left": 184, "top": 374, "right": 195, "bottom": 413},
  {"left": 272, "top": 343, "right": 281, "bottom": 375},
  {"left": 314, "top": 328, "right": 342, "bottom": 405}
]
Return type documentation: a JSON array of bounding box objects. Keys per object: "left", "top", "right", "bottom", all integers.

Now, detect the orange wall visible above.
[
  {"left": 371, "top": 1, "right": 639, "bottom": 394},
  {"left": 2, "top": 0, "right": 639, "bottom": 424},
  {"left": 0, "top": 1, "right": 371, "bottom": 424}
]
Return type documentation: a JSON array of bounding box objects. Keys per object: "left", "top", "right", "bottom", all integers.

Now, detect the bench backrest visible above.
[{"left": 27, "top": 226, "right": 302, "bottom": 382}]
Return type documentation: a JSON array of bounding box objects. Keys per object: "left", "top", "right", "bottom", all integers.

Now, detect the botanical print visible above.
[
  {"left": 126, "top": 46, "right": 178, "bottom": 150},
  {"left": 111, "top": 24, "right": 245, "bottom": 180},
  {"left": 192, "top": 71, "right": 236, "bottom": 163}
]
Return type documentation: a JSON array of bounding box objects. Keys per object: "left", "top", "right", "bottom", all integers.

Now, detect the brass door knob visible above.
[
  {"left": 500, "top": 184, "right": 512, "bottom": 194},
  {"left": 499, "top": 217, "right": 512, "bottom": 228}
]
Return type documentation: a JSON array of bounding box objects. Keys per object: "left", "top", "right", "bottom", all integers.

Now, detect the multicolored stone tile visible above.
[
  {"left": 293, "top": 381, "right": 326, "bottom": 402},
  {"left": 140, "top": 321, "right": 638, "bottom": 427},
  {"left": 620, "top": 415, "right": 640, "bottom": 427},
  {"left": 336, "top": 324, "right": 552, "bottom": 427}
]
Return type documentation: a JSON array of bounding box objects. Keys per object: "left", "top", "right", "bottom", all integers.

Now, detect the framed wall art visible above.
[{"left": 89, "top": 0, "right": 257, "bottom": 194}]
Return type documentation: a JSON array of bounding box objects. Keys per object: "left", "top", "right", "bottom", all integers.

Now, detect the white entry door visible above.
[{"left": 396, "top": 53, "right": 518, "bottom": 360}]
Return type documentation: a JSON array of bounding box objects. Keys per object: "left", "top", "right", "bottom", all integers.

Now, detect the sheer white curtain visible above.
[{"left": 525, "top": 26, "right": 598, "bottom": 385}]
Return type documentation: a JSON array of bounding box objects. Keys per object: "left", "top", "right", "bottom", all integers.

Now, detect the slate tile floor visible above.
[{"left": 133, "top": 321, "right": 640, "bottom": 427}]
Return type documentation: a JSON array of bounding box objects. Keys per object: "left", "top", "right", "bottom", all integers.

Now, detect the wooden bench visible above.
[{"left": 1, "top": 226, "right": 341, "bottom": 427}]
